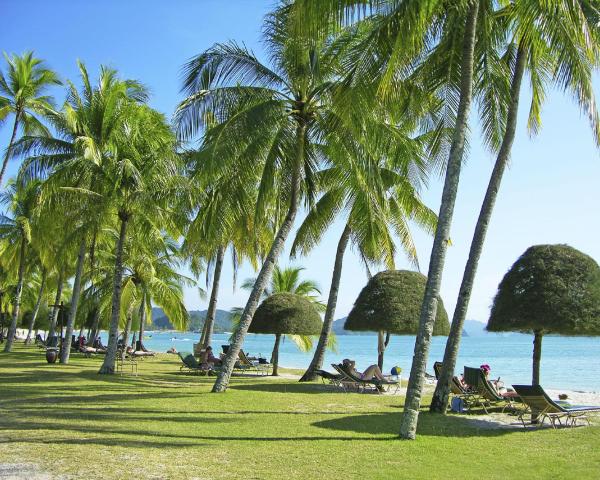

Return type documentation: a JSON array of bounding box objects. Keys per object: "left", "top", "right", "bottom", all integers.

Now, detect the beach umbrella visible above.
[
  {"left": 487, "top": 244, "right": 600, "bottom": 386},
  {"left": 345, "top": 270, "right": 450, "bottom": 370},
  {"left": 250, "top": 292, "right": 322, "bottom": 376}
]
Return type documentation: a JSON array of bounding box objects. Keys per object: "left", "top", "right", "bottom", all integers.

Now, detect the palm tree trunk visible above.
[
  {"left": 212, "top": 122, "right": 306, "bottom": 392},
  {"left": 271, "top": 333, "right": 282, "bottom": 376},
  {"left": 88, "top": 308, "right": 101, "bottom": 347},
  {"left": 4, "top": 236, "right": 27, "bottom": 352},
  {"left": 137, "top": 293, "right": 146, "bottom": 350},
  {"left": 399, "top": 1, "right": 479, "bottom": 440},
  {"left": 99, "top": 213, "right": 129, "bottom": 374},
  {"left": 60, "top": 238, "right": 87, "bottom": 363},
  {"left": 300, "top": 224, "right": 351, "bottom": 382},
  {"left": 430, "top": 43, "right": 527, "bottom": 414},
  {"left": 0, "top": 113, "right": 20, "bottom": 189},
  {"left": 25, "top": 268, "right": 47, "bottom": 344},
  {"left": 377, "top": 331, "right": 391, "bottom": 371},
  {"left": 202, "top": 245, "right": 225, "bottom": 349},
  {"left": 48, "top": 269, "right": 64, "bottom": 340},
  {"left": 121, "top": 306, "right": 134, "bottom": 360}
]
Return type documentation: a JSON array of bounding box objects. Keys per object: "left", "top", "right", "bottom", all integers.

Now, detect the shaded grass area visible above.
[{"left": 1, "top": 345, "right": 599, "bottom": 479}]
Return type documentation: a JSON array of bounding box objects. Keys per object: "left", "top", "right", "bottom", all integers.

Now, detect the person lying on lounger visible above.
[
  {"left": 200, "top": 346, "right": 222, "bottom": 369},
  {"left": 342, "top": 359, "right": 385, "bottom": 381}
]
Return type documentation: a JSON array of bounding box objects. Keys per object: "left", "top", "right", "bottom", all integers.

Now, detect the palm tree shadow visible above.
[
  {"left": 230, "top": 382, "right": 342, "bottom": 394},
  {"left": 313, "top": 412, "right": 518, "bottom": 437}
]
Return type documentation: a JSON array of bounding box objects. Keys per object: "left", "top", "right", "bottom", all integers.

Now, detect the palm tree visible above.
[
  {"left": 181, "top": 154, "right": 270, "bottom": 350},
  {"left": 294, "top": 136, "right": 438, "bottom": 381},
  {"left": 96, "top": 104, "right": 181, "bottom": 374},
  {"left": 0, "top": 179, "right": 41, "bottom": 351},
  {"left": 0, "top": 52, "right": 60, "bottom": 188},
  {"left": 430, "top": 0, "right": 600, "bottom": 413},
  {"left": 176, "top": 6, "right": 370, "bottom": 392}
]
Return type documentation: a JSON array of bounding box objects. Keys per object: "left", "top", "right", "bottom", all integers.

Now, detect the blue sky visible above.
[{"left": 2, "top": 1, "right": 599, "bottom": 324}]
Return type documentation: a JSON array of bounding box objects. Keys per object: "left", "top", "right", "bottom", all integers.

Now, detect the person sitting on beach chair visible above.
[
  {"left": 200, "top": 346, "right": 222, "bottom": 369},
  {"left": 342, "top": 359, "right": 385, "bottom": 381}
]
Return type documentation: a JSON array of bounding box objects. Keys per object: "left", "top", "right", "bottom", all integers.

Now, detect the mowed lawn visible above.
[{"left": 1, "top": 345, "right": 599, "bottom": 479}]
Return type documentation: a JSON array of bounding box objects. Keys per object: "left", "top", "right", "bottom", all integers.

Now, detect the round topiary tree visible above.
[
  {"left": 345, "top": 270, "right": 450, "bottom": 369},
  {"left": 250, "top": 292, "right": 323, "bottom": 375},
  {"left": 487, "top": 244, "right": 600, "bottom": 386}
]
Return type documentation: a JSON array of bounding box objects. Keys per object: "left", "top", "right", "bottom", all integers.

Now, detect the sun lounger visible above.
[
  {"left": 234, "top": 350, "right": 270, "bottom": 376},
  {"left": 463, "top": 366, "right": 520, "bottom": 414},
  {"left": 333, "top": 363, "right": 401, "bottom": 394},
  {"left": 314, "top": 369, "right": 344, "bottom": 388},
  {"left": 512, "top": 385, "right": 600, "bottom": 428},
  {"left": 178, "top": 351, "right": 213, "bottom": 375}
]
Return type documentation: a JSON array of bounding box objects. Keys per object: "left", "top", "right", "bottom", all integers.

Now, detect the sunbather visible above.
[
  {"left": 200, "top": 346, "right": 222, "bottom": 369},
  {"left": 342, "top": 359, "right": 385, "bottom": 381}
]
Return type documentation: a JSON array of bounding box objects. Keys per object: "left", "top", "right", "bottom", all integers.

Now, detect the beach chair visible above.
[
  {"left": 178, "top": 351, "right": 212, "bottom": 375},
  {"left": 463, "top": 366, "right": 520, "bottom": 414},
  {"left": 235, "top": 350, "right": 270, "bottom": 376},
  {"left": 334, "top": 363, "right": 401, "bottom": 394},
  {"left": 433, "top": 362, "right": 479, "bottom": 410},
  {"left": 314, "top": 369, "right": 344, "bottom": 388},
  {"left": 512, "top": 385, "right": 600, "bottom": 428}
]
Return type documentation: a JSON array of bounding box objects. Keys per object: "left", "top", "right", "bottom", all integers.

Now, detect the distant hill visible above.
[
  {"left": 463, "top": 320, "right": 487, "bottom": 337},
  {"left": 332, "top": 315, "right": 473, "bottom": 337},
  {"left": 332, "top": 317, "right": 375, "bottom": 335},
  {"left": 150, "top": 307, "right": 233, "bottom": 332}
]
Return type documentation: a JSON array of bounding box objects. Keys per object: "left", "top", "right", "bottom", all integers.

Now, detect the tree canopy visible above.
[
  {"left": 487, "top": 244, "right": 600, "bottom": 336},
  {"left": 249, "top": 292, "right": 322, "bottom": 336},
  {"left": 344, "top": 270, "right": 450, "bottom": 335}
]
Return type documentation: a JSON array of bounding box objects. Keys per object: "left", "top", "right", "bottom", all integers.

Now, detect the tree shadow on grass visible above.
[
  {"left": 230, "top": 382, "right": 346, "bottom": 394},
  {"left": 313, "top": 412, "right": 518, "bottom": 438}
]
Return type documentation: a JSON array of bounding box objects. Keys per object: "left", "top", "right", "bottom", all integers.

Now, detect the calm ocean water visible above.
[{"left": 106, "top": 331, "right": 600, "bottom": 392}]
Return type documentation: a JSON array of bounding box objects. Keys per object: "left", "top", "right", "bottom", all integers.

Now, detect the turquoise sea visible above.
[{"left": 107, "top": 331, "right": 600, "bottom": 392}]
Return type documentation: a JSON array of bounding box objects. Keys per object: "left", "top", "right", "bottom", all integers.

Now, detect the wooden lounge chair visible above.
[
  {"left": 463, "top": 366, "right": 520, "bottom": 414},
  {"left": 314, "top": 369, "right": 344, "bottom": 388},
  {"left": 333, "top": 363, "right": 400, "bottom": 394},
  {"left": 512, "top": 385, "right": 600, "bottom": 428},
  {"left": 234, "top": 350, "right": 270, "bottom": 376},
  {"left": 178, "top": 351, "right": 213, "bottom": 375},
  {"left": 434, "top": 361, "right": 469, "bottom": 395}
]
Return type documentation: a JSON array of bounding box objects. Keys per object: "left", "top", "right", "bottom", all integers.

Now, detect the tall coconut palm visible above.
[
  {"left": 0, "top": 178, "right": 41, "bottom": 351},
  {"left": 294, "top": 137, "right": 438, "bottom": 381},
  {"left": 430, "top": 0, "right": 600, "bottom": 413},
  {"left": 182, "top": 154, "right": 270, "bottom": 350},
  {"left": 0, "top": 52, "right": 60, "bottom": 188},
  {"left": 176, "top": 6, "right": 372, "bottom": 392},
  {"left": 14, "top": 62, "right": 150, "bottom": 363}
]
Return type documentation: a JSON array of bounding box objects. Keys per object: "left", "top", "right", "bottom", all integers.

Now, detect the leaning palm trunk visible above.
[
  {"left": 300, "top": 224, "right": 351, "bottom": 382},
  {"left": 399, "top": 2, "right": 479, "bottom": 440},
  {"left": 88, "top": 308, "right": 101, "bottom": 347},
  {"left": 121, "top": 306, "right": 134, "bottom": 360},
  {"left": 430, "top": 45, "right": 527, "bottom": 414},
  {"left": 60, "top": 238, "right": 87, "bottom": 363},
  {"left": 212, "top": 123, "right": 306, "bottom": 392},
  {"left": 137, "top": 293, "right": 146, "bottom": 349},
  {"left": 4, "top": 237, "right": 27, "bottom": 352},
  {"left": 99, "top": 213, "right": 129, "bottom": 374},
  {"left": 0, "top": 113, "right": 20, "bottom": 189},
  {"left": 25, "top": 268, "right": 47, "bottom": 344},
  {"left": 48, "top": 269, "right": 64, "bottom": 340},
  {"left": 271, "top": 333, "right": 282, "bottom": 376},
  {"left": 202, "top": 245, "right": 225, "bottom": 349}
]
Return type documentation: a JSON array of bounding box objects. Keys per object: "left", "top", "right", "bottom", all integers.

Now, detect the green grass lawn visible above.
[{"left": 1, "top": 344, "right": 599, "bottom": 479}]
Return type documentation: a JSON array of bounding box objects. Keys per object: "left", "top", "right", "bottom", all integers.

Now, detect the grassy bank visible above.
[{"left": 0, "top": 344, "right": 599, "bottom": 479}]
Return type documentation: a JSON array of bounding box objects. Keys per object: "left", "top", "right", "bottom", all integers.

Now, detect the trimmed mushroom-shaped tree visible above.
[
  {"left": 250, "top": 292, "right": 323, "bottom": 376},
  {"left": 487, "top": 244, "right": 600, "bottom": 387},
  {"left": 345, "top": 270, "right": 450, "bottom": 370}
]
